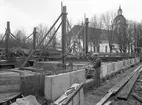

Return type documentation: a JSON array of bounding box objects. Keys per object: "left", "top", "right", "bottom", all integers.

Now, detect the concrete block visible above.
[
  {"left": 125, "top": 60, "right": 129, "bottom": 68},
  {"left": 128, "top": 59, "right": 131, "bottom": 66},
  {"left": 0, "top": 71, "right": 20, "bottom": 93},
  {"left": 0, "top": 84, "right": 20, "bottom": 93},
  {"left": 44, "top": 72, "right": 71, "bottom": 101},
  {"left": 123, "top": 60, "right": 126, "bottom": 69},
  {"left": 117, "top": 62, "right": 121, "bottom": 71},
  {"left": 73, "top": 92, "right": 79, "bottom": 105},
  {"left": 130, "top": 59, "right": 133, "bottom": 65},
  {"left": 80, "top": 88, "right": 84, "bottom": 105},
  {"left": 119, "top": 61, "right": 123, "bottom": 70},
  {"left": 131, "top": 59, "right": 134, "bottom": 65},
  {"left": 134, "top": 58, "right": 136, "bottom": 63},
  {"left": 120, "top": 61, "right": 124, "bottom": 69},
  {"left": 54, "top": 83, "right": 84, "bottom": 105},
  {"left": 73, "top": 88, "right": 84, "bottom": 105},
  {"left": 133, "top": 58, "right": 135, "bottom": 64},
  {"left": 70, "top": 69, "right": 86, "bottom": 85},
  {"left": 100, "top": 66, "right": 103, "bottom": 79},
  {"left": 135, "top": 58, "right": 137, "bottom": 63},
  {"left": 114, "top": 62, "right": 119, "bottom": 72},
  {"left": 101, "top": 65, "right": 109, "bottom": 77},
  {"left": 130, "top": 59, "right": 132, "bottom": 65},
  {"left": 110, "top": 62, "right": 115, "bottom": 74},
  {"left": 68, "top": 102, "right": 73, "bottom": 105},
  {"left": 107, "top": 63, "right": 112, "bottom": 76},
  {"left": 122, "top": 60, "right": 126, "bottom": 69},
  {"left": 136, "top": 57, "right": 140, "bottom": 63}
]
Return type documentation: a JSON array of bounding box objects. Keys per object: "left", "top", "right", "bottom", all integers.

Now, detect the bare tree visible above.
[
  {"left": 132, "top": 22, "right": 142, "bottom": 53},
  {"left": 90, "top": 14, "right": 103, "bottom": 29},
  {"left": 127, "top": 20, "right": 136, "bottom": 53},
  {"left": 14, "top": 29, "right": 30, "bottom": 48},
  {"left": 49, "top": 27, "right": 58, "bottom": 49},
  {"left": 0, "top": 33, "right": 5, "bottom": 48},
  {"left": 101, "top": 11, "right": 116, "bottom": 52},
  {"left": 89, "top": 14, "right": 104, "bottom": 53},
  {"left": 36, "top": 24, "right": 49, "bottom": 49}
]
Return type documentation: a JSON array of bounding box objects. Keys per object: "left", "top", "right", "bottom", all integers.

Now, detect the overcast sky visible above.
[{"left": 0, "top": 0, "right": 142, "bottom": 35}]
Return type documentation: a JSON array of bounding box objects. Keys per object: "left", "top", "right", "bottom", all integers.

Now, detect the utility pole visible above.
[
  {"left": 5, "top": 21, "right": 10, "bottom": 59},
  {"left": 62, "top": 6, "right": 67, "bottom": 68},
  {"left": 33, "top": 27, "right": 36, "bottom": 50}
]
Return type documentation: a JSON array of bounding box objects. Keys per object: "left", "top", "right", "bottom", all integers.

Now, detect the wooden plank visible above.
[
  {"left": 104, "top": 101, "right": 112, "bottom": 105},
  {"left": 95, "top": 65, "right": 142, "bottom": 105},
  {"left": 95, "top": 75, "right": 131, "bottom": 105},
  {"left": 117, "top": 67, "right": 142, "bottom": 100},
  {"left": 108, "top": 65, "right": 142, "bottom": 93},
  {"left": 132, "top": 93, "right": 142, "bottom": 103},
  {"left": 96, "top": 92, "right": 113, "bottom": 105},
  {"left": 108, "top": 73, "right": 133, "bottom": 93}
]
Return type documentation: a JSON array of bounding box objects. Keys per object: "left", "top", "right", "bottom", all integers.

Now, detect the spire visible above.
[{"left": 118, "top": 4, "right": 122, "bottom": 15}]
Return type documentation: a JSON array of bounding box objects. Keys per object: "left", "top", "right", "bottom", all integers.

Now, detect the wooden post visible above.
[
  {"left": 84, "top": 18, "right": 89, "bottom": 55},
  {"left": 62, "top": 6, "right": 67, "bottom": 68},
  {"left": 5, "top": 21, "right": 10, "bottom": 59},
  {"left": 33, "top": 27, "right": 36, "bottom": 49}
]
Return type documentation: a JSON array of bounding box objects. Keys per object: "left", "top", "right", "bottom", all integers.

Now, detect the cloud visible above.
[{"left": 0, "top": 2, "right": 43, "bottom": 34}]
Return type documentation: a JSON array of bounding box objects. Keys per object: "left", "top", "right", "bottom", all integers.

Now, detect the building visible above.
[
  {"left": 67, "top": 6, "right": 128, "bottom": 54},
  {"left": 113, "top": 5, "right": 128, "bottom": 53},
  {"left": 67, "top": 25, "right": 119, "bottom": 53}
]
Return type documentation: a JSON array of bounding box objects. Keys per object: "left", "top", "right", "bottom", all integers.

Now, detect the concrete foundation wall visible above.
[
  {"left": 0, "top": 72, "right": 20, "bottom": 93},
  {"left": 20, "top": 73, "right": 45, "bottom": 96},
  {"left": 44, "top": 69, "right": 85, "bottom": 101},
  {"left": 44, "top": 57, "right": 139, "bottom": 102},
  {"left": 101, "top": 57, "right": 140, "bottom": 78}
]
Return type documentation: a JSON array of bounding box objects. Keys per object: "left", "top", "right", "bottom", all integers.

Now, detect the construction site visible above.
[{"left": 0, "top": 2, "right": 142, "bottom": 105}]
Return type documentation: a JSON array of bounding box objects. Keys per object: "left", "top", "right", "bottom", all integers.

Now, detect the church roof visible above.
[{"left": 67, "top": 25, "right": 117, "bottom": 44}]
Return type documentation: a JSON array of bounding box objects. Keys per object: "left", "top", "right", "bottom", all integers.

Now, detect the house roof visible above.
[{"left": 67, "top": 25, "right": 116, "bottom": 44}]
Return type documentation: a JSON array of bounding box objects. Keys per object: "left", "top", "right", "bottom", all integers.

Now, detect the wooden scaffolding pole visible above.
[
  {"left": 5, "top": 21, "right": 10, "bottom": 59},
  {"left": 62, "top": 6, "right": 67, "bottom": 68},
  {"left": 33, "top": 27, "right": 36, "bottom": 50},
  {"left": 84, "top": 18, "right": 89, "bottom": 55}
]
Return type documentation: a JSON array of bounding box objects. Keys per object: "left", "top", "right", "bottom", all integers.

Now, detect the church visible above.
[{"left": 67, "top": 6, "right": 126, "bottom": 54}]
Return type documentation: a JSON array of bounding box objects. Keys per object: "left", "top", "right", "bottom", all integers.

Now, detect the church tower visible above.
[{"left": 118, "top": 5, "right": 122, "bottom": 15}]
